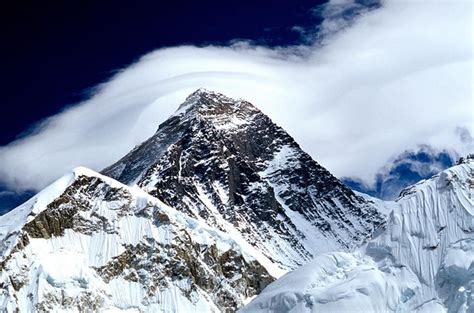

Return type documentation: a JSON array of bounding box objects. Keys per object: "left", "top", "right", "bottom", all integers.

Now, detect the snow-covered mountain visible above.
[
  {"left": 0, "top": 167, "right": 274, "bottom": 312},
  {"left": 0, "top": 89, "right": 393, "bottom": 312},
  {"left": 241, "top": 156, "right": 474, "bottom": 312},
  {"left": 103, "top": 89, "right": 385, "bottom": 270}
]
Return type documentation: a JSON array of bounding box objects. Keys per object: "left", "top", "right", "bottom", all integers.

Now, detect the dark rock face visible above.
[
  {"left": 104, "top": 89, "right": 385, "bottom": 269},
  {"left": 95, "top": 236, "right": 273, "bottom": 313},
  {"left": 23, "top": 176, "right": 131, "bottom": 239}
]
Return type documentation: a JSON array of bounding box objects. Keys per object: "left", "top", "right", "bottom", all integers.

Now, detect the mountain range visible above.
[{"left": 0, "top": 90, "right": 472, "bottom": 312}]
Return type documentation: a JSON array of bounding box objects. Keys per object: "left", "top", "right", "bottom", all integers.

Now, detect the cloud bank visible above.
[
  {"left": 0, "top": 0, "right": 472, "bottom": 192},
  {"left": 342, "top": 144, "right": 459, "bottom": 200}
]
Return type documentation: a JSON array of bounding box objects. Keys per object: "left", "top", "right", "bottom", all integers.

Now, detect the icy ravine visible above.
[
  {"left": 103, "top": 89, "right": 385, "bottom": 270},
  {"left": 241, "top": 158, "right": 474, "bottom": 312},
  {"left": 0, "top": 167, "right": 274, "bottom": 312}
]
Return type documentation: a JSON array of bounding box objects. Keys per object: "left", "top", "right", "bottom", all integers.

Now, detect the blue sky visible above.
[
  {"left": 0, "top": 0, "right": 330, "bottom": 212},
  {"left": 0, "top": 0, "right": 329, "bottom": 145},
  {"left": 0, "top": 0, "right": 472, "bottom": 212}
]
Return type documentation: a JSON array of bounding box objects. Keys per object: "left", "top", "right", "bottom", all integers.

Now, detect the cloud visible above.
[
  {"left": 342, "top": 144, "right": 459, "bottom": 200},
  {"left": 0, "top": 0, "right": 472, "bottom": 192},
  {"left": 312, "top": 0, "right": 382, "bottom": 39}
]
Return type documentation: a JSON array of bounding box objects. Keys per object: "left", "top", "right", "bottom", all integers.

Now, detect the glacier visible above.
[{"left": 241, "top": 158, "right": 474, "bottom": 312}]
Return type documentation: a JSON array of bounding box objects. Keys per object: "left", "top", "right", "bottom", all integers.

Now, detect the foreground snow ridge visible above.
[
  {"left": 241, "top": 159, "right": 474, "bottom": 313},
  {"left": 0, "top": 167, "right": 273, "bottom": 312}
]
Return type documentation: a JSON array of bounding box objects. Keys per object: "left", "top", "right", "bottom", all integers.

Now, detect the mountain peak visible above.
[
  {"left": 170, "top": 89, "right": 261, "bottom": 135},
  {"left": 104, "top": 89, "right": 385, "bottom": 270},
  {"left": 457, "top": 153, "right": 474, "bottom": 165},
  {"left": 186, "top": 87, "right": 219, "bottom": 98},
  {"left": 184, "top": 88, "right": 235, "bottom": 102},
  {"left": 177, "top": 89, "right": 256, "bottom": 117}
]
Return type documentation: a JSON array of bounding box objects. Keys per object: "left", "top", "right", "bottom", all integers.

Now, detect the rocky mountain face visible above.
[
  {"left": 242, "top": 157, "right": 474, "bottom": 312},
  {"left": 103, "top": 89, "right": 385, "bottom": 269},
  {"left": 0, "top": 89, "right": 389, "bottom": 312},
  {"left": 0, "top": 168, "right": 273, "bottom": 312}
]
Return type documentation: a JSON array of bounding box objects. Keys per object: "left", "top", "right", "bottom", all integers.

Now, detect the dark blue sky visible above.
[
  {"left": 0, "top": 0, "right": 326, "bottom": 146},
  {"left": 0, "top": 0, "right": 462, "bottom": 215}
]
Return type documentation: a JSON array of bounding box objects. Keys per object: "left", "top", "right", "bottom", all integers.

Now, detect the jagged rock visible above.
[
  {"left": 104, "top": 89, "right": 386, "bottom": 269},
  {"left": 0, "top": 90, "right": 390, "bottom": 312},
  {"left": 0, "top": 168, "right": 273, "bottom": 312}
]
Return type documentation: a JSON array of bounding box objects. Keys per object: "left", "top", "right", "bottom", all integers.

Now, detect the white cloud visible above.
[{"left": 0, "top": 0, "right": 472, "bottom": 191}]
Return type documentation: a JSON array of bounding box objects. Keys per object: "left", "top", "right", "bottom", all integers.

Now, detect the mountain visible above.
[
  {"left": 342, "top": 145, "right": 457, "bottom": 200},
  {"left": 0, "top": 89, "right": 389, "bottom": 312},
  {"left": 0, "top": 167, "right": 274, "bottom": 312},
  {"left": 241, "top": 156, "right": 474, "bottom": 312},
  {"left": 103, "top": 89, "right": 385, "bottom": 270}
]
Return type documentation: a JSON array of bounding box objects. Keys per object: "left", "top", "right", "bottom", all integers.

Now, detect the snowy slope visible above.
[
  {"left": 241, "top": 157, "right": 474, "bottom": 312},
  {"left": 0, "top": 167, "right": 274, "bottom": 312},
  {"left": 103, "top": 89, "right": 385, "bottom": 270}
]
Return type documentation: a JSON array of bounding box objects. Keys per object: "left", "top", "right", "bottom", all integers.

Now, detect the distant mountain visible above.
[
  {"left": 342, "top": 145, "right": 457, "bottom": 200},
  {"left": 242, "top": 156, "right": 474, "bottom": 312},
  {"left": 104, "top": 89, "right": 386, "bottom": 270}
]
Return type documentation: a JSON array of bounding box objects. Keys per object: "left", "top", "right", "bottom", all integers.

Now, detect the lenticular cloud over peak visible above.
[{"left": 0, "top": 0, "right": 472, "bottom": 192}]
